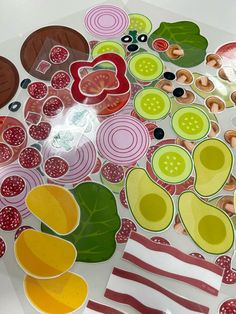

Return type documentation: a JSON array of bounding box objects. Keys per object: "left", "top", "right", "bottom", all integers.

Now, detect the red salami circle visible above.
[
  {"left": 0, "top": 142, "right": 13, "bottom": 164},
  {"left": 42, "top": 97, "right": 64, "bottom": 117},
  {"left": 152, "top": 38, "right": 169, "bottom": 52},
  {"left": 215, "top": 255, "right": 236, "bottom": 284},
  {"left": 3, "top": 126, "right": 26, "bottom": 147},
  {"left": 119, "top": 188, "right": 128, "bottom": 209},
  {"left": 44, "top": 156, "right": 69, "bottom": 178},
  {"left": 51, "top": 71, "right": 70, "bottom": 89},
  {"left": 219, "top": 298, "right": 236, "bottom": 314},
  {"left": 0, "top": 237, "right": 6, "bottom": 257},
  {"left": 28, "top": 82, "right": 48, "bottom": 99},
  {"left": 29, "top": 122, "right": 51, "bottom": 141},
  {"left": 92, "top": 157, "right": 102, "bottom": 174},
  {"left": 1, "top": 176, "right": 25, "bottom": 198},
  {"left": 0, "top": 206, "right": 22, "bottom": 231},
  {"left": 49, "top": 45, "right": 69, "bottom": 64},
  {"left": 19, "top": 147, "right": 42, "bottom": 169},
  {"left": 189, "top": 252, "right": 205, "bottom": 260},
  {"left": 116, "top": 218, "right": 137, "bottom": 243},
  {"left": 151, "top": 236, "right": 170, "bottom": 245},
  {"left": 14, "top": 225, "right": 34, "bottom": 240}
]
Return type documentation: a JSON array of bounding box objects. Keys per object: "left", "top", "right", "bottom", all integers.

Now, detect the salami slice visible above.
[
  {"left": 219, "top": 298, "right": 236, "bottom": 314},
  {"left": 0, "top": 206, "right": 22, "bottom": 231},
  {"left": 189, "top": 252, "right": 205, "bottom": 260},
  {"left": 42, "top": 97, "right": 64, "bottom": 117},
  {"left": 0, "top": 143, "right": 13, "bottom": 163},
  {"left": 116, "top": 218, "right": 137, "bottom": 244},
  {"left": 3, "top": 126, "right": 26, "bottom": 146},
  {"left": 0, "top": 237, "right": 6, "bottom": 257},
  {"left": 19, "top": 147, "right": 42, "bottom": 169},
  {"left": 29, "top": 122, "right": 51, "bottom": 140},
  {"left": 51, "top": 71, "right": 70, "bottom": 89},
  {"left": 28, "top": 82, "right": 48, "bottom": 99},
  {"left": 1, "top": 176, "right": 25, "bottom": 197},
  {"left": 119, "top": 187, "right": 128, "bottom": 208},
  {"left": 14, "top": 225, "right": 34, "bottom": 240},
  {"left": 44, "top": 156, "right": 69, "bottom": 178},
  {"left": 151, "top": 236, "right": 170, "bottom": 245},
  {"left": 49, "top": 46, "right": 69, "bottom": 64}
]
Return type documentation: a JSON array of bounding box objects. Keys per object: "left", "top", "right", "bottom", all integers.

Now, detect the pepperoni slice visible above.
[
  {"left": 0, "top": 237, "right": 6, "bottom": 257},
  {"left": 119, "top": 188, "right": 128, "bottom": 208},
  {"left": 151, "top": 236, "right": 170, "bottom": 245},
  {"left": 116, "top": 218, "right": 137, "bottom": 243},
  {"left": 28, "top": 82, "right": 48, "bottom": 99},
  {"left": 49, "top": 46, "right": 69, "bottom": 64},
  {"left": 1, "top": 175, "right": 25, "bottom": 197},
  {"left": 29, "top": 122, "right": 51, "bottom": 140},
  {"left": 42, "top": 97, "right": 64, "bottom": 117},
  {"left": 51, "top": 71, "right": 70, "bottom": 90},
  {"left": 0, "top": 206, "right": 22, "bottom": 231},
  {"left": 15, "top": 225, "right": 34, "bottom": 240},
  {"left": 3, "top": 126, "right": 26, "bottom": 146},
  {"left": 44, "top": 156, "right": 69, "bottom": 178},
  {"left": 189, "top": 252, "right": 205, "bottom": 260},
  {"left": 19, "top": 147, "right": 42, "bottom": 169},
  {"left": 0, "top": 143, "right": 12, "bottom": 163},
  {"left": 91, "top": 157, "right": 102, "bottom": 174}
]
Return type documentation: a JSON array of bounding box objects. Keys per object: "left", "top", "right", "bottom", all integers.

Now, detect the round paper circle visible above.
[
  {"left": 41, "top": 135, "right": 97, "bottom": 185},
  {"left": 96, "top": 116, "right": 150, "bottom": 165},
  {"left": 85, "top": 5, "right": 129, "bottom": 38}
]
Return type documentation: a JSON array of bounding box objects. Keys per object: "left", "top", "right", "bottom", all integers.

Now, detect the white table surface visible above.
[{"left": 0, "top": 0, "right": 236, "bottom": 313}]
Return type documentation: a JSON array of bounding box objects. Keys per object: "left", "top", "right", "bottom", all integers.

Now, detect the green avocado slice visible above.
[
  {"left": 126, "top": 168, "right": 174, "bottom": 232},
  {"left": 178, "top": 191, "right": 234, "bottom": 255},
  {"left": 193, "top": 139, "right": 233, "bottom": 197}
]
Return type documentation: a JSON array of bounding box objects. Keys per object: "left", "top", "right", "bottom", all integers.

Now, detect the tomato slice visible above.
[
  {"left": 94, "top": 90, "right": 130, "bottom": 116},
  {"left": 0, "top": 116, "right": 27, "bottom": 166},
  {"left": 80, "top": 70, "right": 118, "bottom": 96}
]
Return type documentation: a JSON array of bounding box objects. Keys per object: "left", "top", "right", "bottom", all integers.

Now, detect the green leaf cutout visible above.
[
  {"left": 41, "top": 182, "right": 120, "bottom": 263},
  {"left": 148, "top": 21, "right": 208, "bottom": 67}
]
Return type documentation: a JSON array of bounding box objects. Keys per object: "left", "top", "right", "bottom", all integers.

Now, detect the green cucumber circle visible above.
[
  {"left": 92, "top": 41, "right": 126, "bottom": 68},
  {"left": 172, "top": 106, "right": 210, "bottom": 141},
  {"left": 152, "top": 144, "right": 193, "bottom": 184},
  {"left": 134, "top": 88, "right": 171, "bottom": 120},
  {"left": 128, "top": 14, "right": 152, "bottom": 34},
  {"left": 128, "top": 52, "right": 163, "bottom": 81}
]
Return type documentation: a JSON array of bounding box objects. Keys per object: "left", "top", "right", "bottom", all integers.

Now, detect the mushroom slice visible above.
[
  {"left": 165, "top": 44, "right": 184, "bottom": 59},
  {"left": 231, "top": 91, "right": 236, "bottom": 104},
  {"left": 206, "top": 54, "right": 222, "bottom": 69},
  {"left": 217, "top": 195, "right": 235, "bottom": 216},
  {"left": 224, "top": 174, "right": 236, "bottom": 191},
  {"left": 175, "top": 137, "right": 195, "bottom": 153},
  {"left": 205, "top": 96, "right": 225, "bottom": 113},
  {"left": 224, "top": 130, "right": 236, "bottom": 148},
  {"left": 155, "top": 79, "right": 173, "bottom": 93},
  {"left": 218, "top": 66, "right": 236, "bottom": 82},
  {"left": 176, "top": 69, "right": 193, "bottom": 84},
  {"left": 208, "top": 121, "right": 220, "bottom": 138},
  {"left": 175, "top": 90, "right": 195, "bottom": 104},
  {"left": 195, "top": 76, "right": 214, "bottom": 92}
]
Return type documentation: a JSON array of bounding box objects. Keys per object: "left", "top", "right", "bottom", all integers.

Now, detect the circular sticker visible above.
[
  {"left": 96, "top": 116, "right": 150, "bottom": 165},
  {"left": 41, "top": 134, "right": 97, "bottom": 185},
  {"left": 85, "top": 5, "right": 129, "bottom": 37}
]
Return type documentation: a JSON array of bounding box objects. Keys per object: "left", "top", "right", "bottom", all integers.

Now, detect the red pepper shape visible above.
[{"left": 70, "top": 53, "right": 130, "bottom": 105}]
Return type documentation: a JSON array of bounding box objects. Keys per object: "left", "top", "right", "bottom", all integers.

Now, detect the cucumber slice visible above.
[
  {"left": 172, "top": 106, "right": 210, "bottom": 141},
  {"left": 92, "top": 41, "right": 126, "bottom": 68},
  {"left": 129, "top": 52, "right": 163, "bottom": 81},
  {"left": 128, "top": 14, "right": 152, "bottom": 34},
  {"left": 134, "top": 88, "right": 171, "bottom": 120},
  {"left": 152, "top": 144, "right": 193, "bottom": 184}
]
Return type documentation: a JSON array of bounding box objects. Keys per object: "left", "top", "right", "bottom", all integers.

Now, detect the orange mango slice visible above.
[
  {"left": 24, "top": 272, "right": 88, "bottom": 314},
  {"left": 14, "top": 229, "right": 76, "bottom": 279},
  {"left": 26, "top": 185, "right": 80, "bottom": 235}
]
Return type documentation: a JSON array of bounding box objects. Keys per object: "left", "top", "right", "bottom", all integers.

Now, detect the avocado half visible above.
[
  {"left": 179, "top": 191, "right": 234, "bottom": 255},
  {"left": 193, "top": 138, "right": 233, "bottom": 197},
  {"left": 126, "top": 168, "right": 174, "bottom": 232}
]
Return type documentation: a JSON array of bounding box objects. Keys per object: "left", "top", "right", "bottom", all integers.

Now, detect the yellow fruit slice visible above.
[
  {"left": 15, "top": 229, "right": 76, "bottom": 279},
  {"left": 26, "top": 185, "right": 80, "bottom": 235},
  {"left": 24, "top": 272, "right": 88, "bottom": 314}
]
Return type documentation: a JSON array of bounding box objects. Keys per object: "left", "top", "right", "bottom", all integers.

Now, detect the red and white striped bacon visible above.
[
  {"left": 123, "top": 232, "right": 223, "bottom": 296},
  {"left": 105, "top": 267, "right": 209, "bottom": 314}
]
